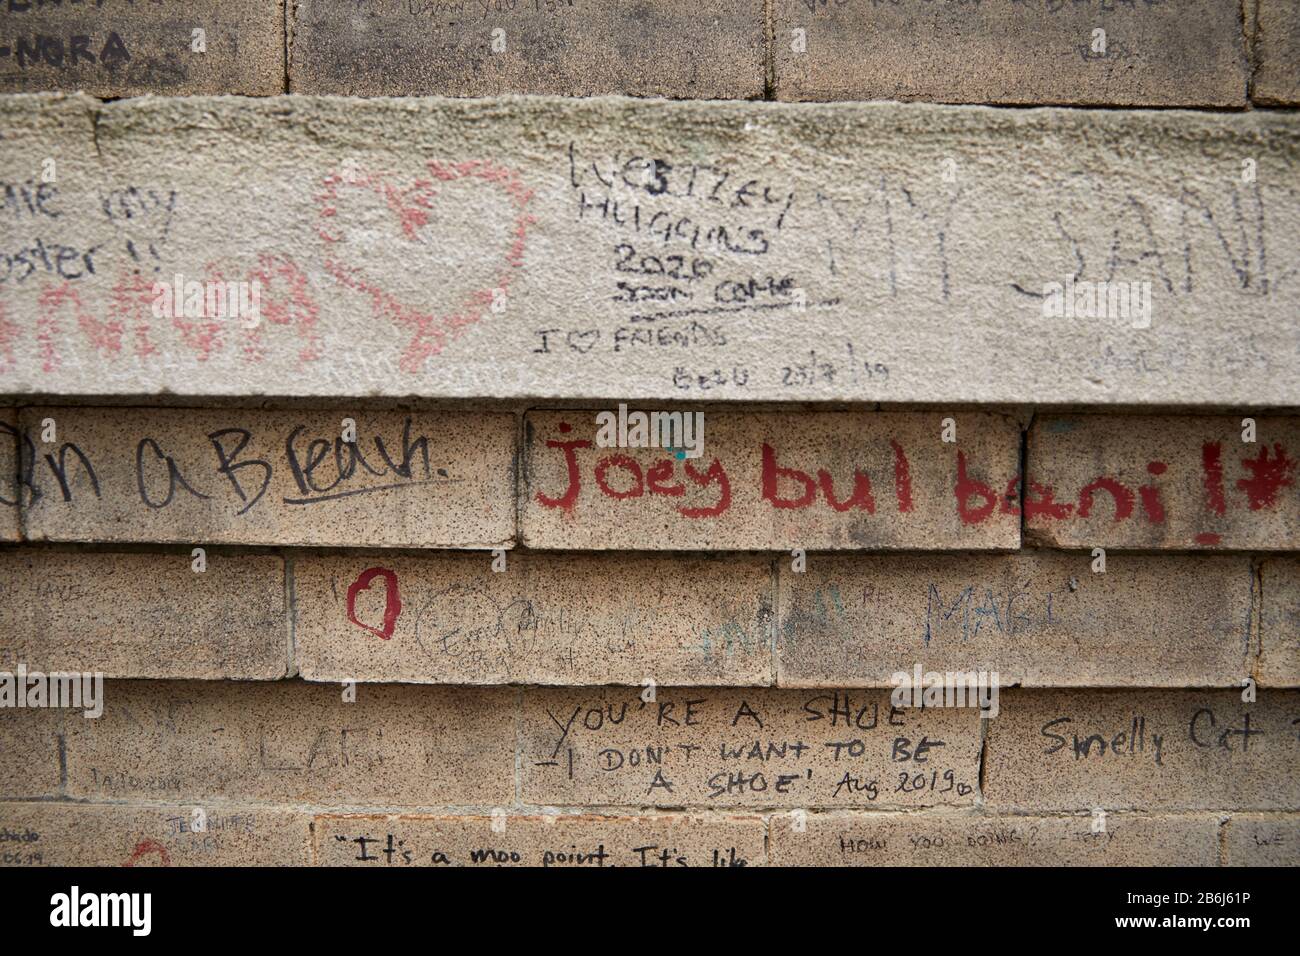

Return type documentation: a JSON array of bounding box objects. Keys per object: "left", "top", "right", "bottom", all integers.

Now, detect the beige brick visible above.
[
  {"left": 773, "top": 0, "right": 1247, "bottom": 106},
  {"left": 0, "top": 548, "right": 287, "bottom": 679},
  {"left": 289, "top": 0, "right": 762, "bottom": 98},
  {"left": 523, "top": 411, "right": 1019, "bottom": 550},
  {"left": 0, "top": 0, "right": 284, "bottom": 95},
  {"left": 520, "top": 686, "right": 982, "bottom": 808},
  {"left": 0, "top": 407, "right": 16, "bottom": 540},
  {"left": 19, "top": 407, "right": 514, "bottom": 549},
  {"left": 0, "top": 802, "right": 311, "bottom": 866},
  {"left": 1222, "top": 813, "right": 1300, "bottom": 865},
  {"left": 63, "top": 680, "right": 515, "bottom": 807},
  {"left": 778, "top": 553, "right": 1254, "bottom": 688},
  {"left": 1026, "top": 415, "right": 1300, "bottom": 550},
  {"left": 768, "top": 811, "right": 1220, "bottom": 867},
  {"left": 1253, "top": 0, "right": 1300, "bottom": 104},
  {"left": 1260, "top": 560, "right": 1300, "bottom": 687},
  {"left": 2, "top": 96, "right": 1297, "bottom": 409},
  {"left": 314, "top": 812, "right": 765, "bottom": 867},
  {"left": 0, "top": 705, "right": 62, "bottom": 798},
  {"left": 294, "top": 551, "right": 773, "bottom": 686},
  {"left": 984, "top": 689, "right": 1300, "bottom": 812}
]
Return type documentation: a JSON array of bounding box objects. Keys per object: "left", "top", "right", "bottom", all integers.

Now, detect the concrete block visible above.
[
  {"left": 313, "top": 812, "right": 766, "bottom": 867},
  {"left": 62, "top": 679, "right": 516, "bottom": 807},
  {"left": 0, "top": 802, "right": 311, "bottom": 866},
  {"left": 0, "top": 407, "right": 16, "bottom": 540},
  {"left": 0, "top": 548, "right": 288, "bottom": 679},
  {"left": 777, "top": 552, "right": 1255, "bottom": 687},
  {"left": 0, "top": 0, "right": 285, "bottom": 95},
  {"left": 767, "top": 810, "right": 1220, "bottom": 866},
  {"left": 289, "top": 0, "right": 764, "bottom": 98},
  {"left": 984, "top": 689, "right": 1300, "bottom": 811},
  {"left": 522, "top": 411, "right": 1020, "bottom": 550},
  {"left": 18, "top": 406, "right": 515, "bottom": 548},
  {"left": 520, "top": 686, "right": 982, "bottom": 808},
  {"left": 1259, "top": 560, "right": 1299, "bottom": 686},
  {"left": 1, "top": 94, "right": 1296, "bottom": 406},
  {"left": 0, "top": 704, "right": 62, "bottom": 798},
  {"left": 293, "top": 550, "right": 774, "bottom": 686},
  {"left": 1253, "top": 0, "right": 1300, "bottom": 104},
  {"left": 1027, "top": 415, "right": 1300, "bottom": 550},
  {"left": 773, "top": 0, "right": 1248, "bottom": 106}
]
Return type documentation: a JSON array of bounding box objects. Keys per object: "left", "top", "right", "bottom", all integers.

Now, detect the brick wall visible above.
[{"left": 0, "top": 2, "right": 1297, "bottom": 868}]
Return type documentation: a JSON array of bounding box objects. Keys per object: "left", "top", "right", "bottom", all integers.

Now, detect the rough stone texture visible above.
[
  {"left": 1253, "top": 0, "right": 1300, "bottom": 104},
  {"left": 520, "top": 686, "right": 982, "bottom": 808},
  {"left": 61, "top": 680, "right": 516, "bottom": 807},
  {"left": 0, "top": 802, "right": 311, "bottom": 866},
  {"left": 1259, "top": 560, "right": 1299, "bottom": 686},
  {"left": 314, "top": 812, "right": 766, "bottom": 866},
  {"left": 1222, "top": 813, "right": 1300, "bottom": 865},
  {"left": 777, "top": 553, "right": 1255, "bottom": 688},
  {"left": 289, "top": 0, "right": 763, "bottom": 99},
  {"left": 293, "top": 551, "right": 774, "bottom": 686},
  {"left": 522, "top": 411, "right": 1020, "bottom": 550},
  {"left": 18, "top": 407, "right": 515, "bottom": 548},
  {"left": 0, "top": 548, "right": 288, "bottom": 679},
  {"left": 984, "top": 689, "right": 1300, "bottom": 812},
  {"left": 0, "top": 0, "right": 284, "bottom": 95},
  {"left": 0, "top": 408, "right": 16, "bottom": 540},
  {"left": 0, "top": 705, "right": 62, "bottom": 798},
  {"left": 1, "top": 95, "right": 1296, "bottom": 407},
  {"left": 767, "top": 810, "right": 1220, "bottom": 866},
  {"left": 773, "top": 0, "right": 1248, "bottom": 106},
  {"left": 1026, "top": 415, "right": 1300, "bottom": 551}
]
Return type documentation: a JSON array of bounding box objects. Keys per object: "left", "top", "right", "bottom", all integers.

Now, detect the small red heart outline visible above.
[
  {"left": 316, "top": 161, "right": 536, "bottom": 374},
  {"left": 346, "top": 567, "right": 402, "bottom": 640}
]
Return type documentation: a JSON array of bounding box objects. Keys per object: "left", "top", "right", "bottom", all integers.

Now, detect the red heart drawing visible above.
[
  {"left": 316, "top": 160, "right": 536, "bottom": 374},
  {"left": 123, "top": 839, "right": 171, "bottom": 867},
  {"left": 346, "top": 567, "right": 402, "bottom": 640}
]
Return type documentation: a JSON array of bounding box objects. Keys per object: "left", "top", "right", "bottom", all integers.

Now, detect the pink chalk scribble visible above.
[{"left": 3, "top": 160, "right": 535, "bottom": 377}]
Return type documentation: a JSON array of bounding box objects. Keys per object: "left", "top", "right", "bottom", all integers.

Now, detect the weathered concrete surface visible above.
[
  {"left": 0, "top": 705, "right": 62, "bottom": 798},
  {"left": 767, "top": 810, "right": 1220, "bottom": 867},
  {"left": 1, "top": 94, "right": 1296, "bottom": 406},
  {"left": 777, "top": 553, "right": 1255, "bottom": 688},
  {"left": 519, "top": 686, "right": 982, "bottom": 808},
  {"left": 0, "top": 802, "right": 312, "bottom": 866},
  {"left": 1253, "top": 0, "right": 1300, "bottom": 104},
  {"left": 1026, "top": 415, "right": 1300, "bottom": 551},
  {"left": 314, "top": 812, "right": 767, "bottom": 866},
  {"left": 0, "top": 548, "right": 288, "bottom": 679},
  {"left": 1222, "top": 813, "right": 1300, "bottom": 864},
  {"left": 62, "top": 680, "right": 516, "bottom": 806},
  {"left": 522, "top": 411, "right": 1020, "bottom": 550},
  {"left": 0, "top": 408, "right": 16, "bottom": 540},
  {"left": 0, "top": 0, "right": 284, "bottom": 95},
  {"left": 773, "top": 0, "right": 1248, "bottom": 106},
  {"left": 16, "top": 407, "right": 515, "bottom": 548},
  {"left": 293, "top": 551, "right": 774, "bottom": 686},
  {"left": 984, "top": 689, "right": 1300, "bottom": 811},
  {"left": 290, "top": 0, "right": 764, "bottom": 99},
  {"left": 1259, "top": 560, "right": 1299, "bottom": 686}
]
